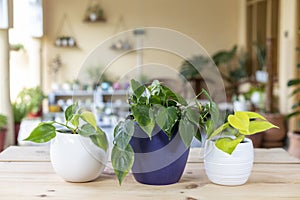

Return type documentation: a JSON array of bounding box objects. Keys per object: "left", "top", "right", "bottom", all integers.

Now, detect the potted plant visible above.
[
  {"left": 86, "top": 65, "right": 108, "bottom": 90},
  {"left": 232, "top": 94, "right": 251, "bottom": 112},
  {"left": 12, "top": 102, "right": 28, "bottom": 145},
  {"left": 84, "top": 3, "right": 105, "bottom": 22},
  {"left": 254, "top": 44, "right": 268, "bottom": 83},
  {"left": 179, "top": 55, "right": 210, "bottom": 96},
  {"left": 111, "top": 79, "right": 215, "bottom": 185},
  {"left": 204, "top": 111, "right": 278, "bottom": 186},
  {"left": 16, "top": 86, "right": 46, "bottom": 118},
  {"left": 254, "top": 43, "right": 286, "bottom": 148},
  {"left": 0, "top": 114, "right": 7, "bottom": 152},
  {"left": 24, "top": 103, "right": 109, "bottom": 182},
  {"left": 287, "top": 65, "right": 300, "bottom": 158},
  {"left": 212, "top": 45, "right": 249, "bottom": 100},
  {"left": 9, "top": 43, "right": 24, "bottom": 51}
]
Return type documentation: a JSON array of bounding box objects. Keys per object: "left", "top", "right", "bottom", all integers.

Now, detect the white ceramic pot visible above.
[
  {"left": 50, "top": 132, "right": 108, "bottom": 182},
  {"left": 256, "top": 70, "right": 268, "bottom": 83},
  {"left": 61, "top": 39, "right": 68, "bottom": 46},
  {"left": 68, "top": 38, "right": 75, "bottom": 47},
  {"left": 55, "top": 38, "right": 61, "bottom": 46},
  {"left": 251, "top": 91, "right": 265, "bottom": 108},
  {"left": 204, "top": 138, "right": 254, "bottom": 186},
  {"left": 89, "top": 13, "right": 98, "bottom": 21}
]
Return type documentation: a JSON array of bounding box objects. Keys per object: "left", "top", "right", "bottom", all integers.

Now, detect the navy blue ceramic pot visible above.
[{"left": 130, "top": 124, "right": 190, "bottom": 185}]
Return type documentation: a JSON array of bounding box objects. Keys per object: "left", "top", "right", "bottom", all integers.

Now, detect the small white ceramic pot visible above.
[
  {"left": 89, "top": 13, "right": 98, "bottom": 21},
  {"left": 61, "top": 38, "right": 68, "bottom": 46},
  {"left": 55, "top": 38, "right": 61, "bottom": 46},
  {"left": 68, "top": 38, "right": 75, "bottom": 47},
  {"left": 204, "top": 138, "right": 254, "bottom": 186},
  {"left": 50, "top": 132, "right": 108, "bottom": 182},
  {"left": 256, "top": 70, "right": 268, "bottom": 83},
  {"left": 233, "top": 101, "right": 251, "bottom": 112}
]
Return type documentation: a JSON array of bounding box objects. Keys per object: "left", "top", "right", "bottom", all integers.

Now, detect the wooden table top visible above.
[{"left": 0, "top": 146, "right": 299, "bottom": 200}]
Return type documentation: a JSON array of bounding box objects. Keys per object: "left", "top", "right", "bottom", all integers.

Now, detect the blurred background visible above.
[{"left": 1, "top": 0, "right": 300, "bottom": 158}]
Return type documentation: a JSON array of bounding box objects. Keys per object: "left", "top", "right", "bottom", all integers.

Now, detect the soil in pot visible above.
[{"left": 130, "top": 125, "right": 190, "bottom": 185}]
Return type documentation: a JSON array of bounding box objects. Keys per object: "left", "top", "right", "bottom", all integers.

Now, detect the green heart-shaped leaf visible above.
[
  {"left": 156, "top": 106, "right": 179, "bottom": 138},
  {"left": 228, "top": 112, "right": 249, "bottom": 133},
  {"left": 78, "top": 124, "right": 98, "bottom": 137},
  {"left": 131, "top": 79, "right": 145, "bottom": 99},
  {"left": 247, "top": 120, "right": 278, "bottom": 135},
  {"left": 132, "top": 105, "right": 150, "bottom": 126},
  {"left": 131, "top": 105, "right": 154, "bottom": 138},
  {"left": 161, "top": 85, "right": 187, "bottom": 106},
  {"left": 24, "top": 123, "right": 56, "bottom": 143},
  {"left": 89, "top": 127, "right": 108, "bottom": 151},
  {"left": 111, "top": 144, "right": 134, "bottom": 185},
  {"left": 139, "top": 108, "right": 155, "bottom": 138},
  {"left": 179, "top": 117, "right": 196, "bottom": 147},
  {"left": 185, "top": 107, "right": 200, "bottom": 126},
  {"left": 113, "top": 120, "right": 134, "bottom": 150},
  {"left": 215, "top": 135, "right": 245, "bottom": 154},
  {"left": 80, "top": 111, "right": 97, "bottom": 129},
  {"left": 70, "top": 114, "right": 80, "bottom": 127},
  {"left": 65, "top": 103, "right": 77, "bottom": 122}
]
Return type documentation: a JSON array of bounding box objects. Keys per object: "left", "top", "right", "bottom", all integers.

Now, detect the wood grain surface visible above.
[{"left": 0, "top": 146, "right": 299, "bottom": 200}]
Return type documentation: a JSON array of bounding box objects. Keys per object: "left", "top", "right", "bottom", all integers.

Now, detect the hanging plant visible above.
[
  {"left": 83, "top": 1, "right": 106, "bottom": 22},
  {"left": 110, "top": 16, "right": 133, "bottom": 51},
  {"left": 54, "top": 14, "right": 78, "bottom": 47}
]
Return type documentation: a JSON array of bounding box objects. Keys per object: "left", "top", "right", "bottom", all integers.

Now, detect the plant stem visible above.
[{"left": 53, "top": 121, "right": 76, "bottom": 134}]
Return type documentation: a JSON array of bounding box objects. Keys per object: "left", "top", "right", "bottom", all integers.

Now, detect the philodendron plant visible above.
[
  {"left": 111, "top": 79, "right": 217, "bottom": 184},
  {"left": 207, "top": 111, "right": 278, "bottom": 154},
  {"left": 24, "top": 103, "right": 108, "bottom": 152}
]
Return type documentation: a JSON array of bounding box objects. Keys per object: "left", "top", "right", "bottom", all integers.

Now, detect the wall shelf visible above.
[
  {"left": 83, "top": 17, "right": 106, "bottom": 23},
  {"left": 48, "top": 90, "right": 129, "bottom": 127},
  {"left": 54, "top": 14, "right": 79, "bottom": 48}
]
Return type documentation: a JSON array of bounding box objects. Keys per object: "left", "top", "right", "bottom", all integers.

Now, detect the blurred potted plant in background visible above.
[
  {"left": 212, "top": 45, "right": 249, "bottom": 100},
  {"left": 232, "top": 94, "right": 251, "bottom": 112},
  {"left": 254, "top": 44, "right": 268, "bottom": 83},
  {"left": 9, "top": 43, "right": 24, "bottom": 51},
  {"left": 86, "top": 66, "right": 104, "bottom": 90},
  {"left": 12, "top": 86, "right": 46, "bottom": 145},
  {"left": 84, "top": 3, "right": 105, "bottom": 22},
  {"left": 12, "top": 102, "right": 28, "bottom": 145},
  {"left": 253, "top": 42, "right": 286, "bottom": 149},
  {"left": 179, "top": 55, "right": 210, "bottom": 98},
  {"left": 86, "top": 66, "right": 113, "bottom": 90},
  {"left": 16, "top": 86, "right": 46, "bottom": 118},
  {"left": 0, "top": 114, "right": 7, "bottom": 151}
]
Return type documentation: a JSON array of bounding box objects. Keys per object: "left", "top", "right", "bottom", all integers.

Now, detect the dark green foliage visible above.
[{"left": 111, "top": 79, "right": 214, "bottom": 184}]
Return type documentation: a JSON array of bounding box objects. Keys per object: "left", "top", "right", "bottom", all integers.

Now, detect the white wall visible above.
[{"left": 42, "top": 0, "right": 241, "bottom": 92}]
